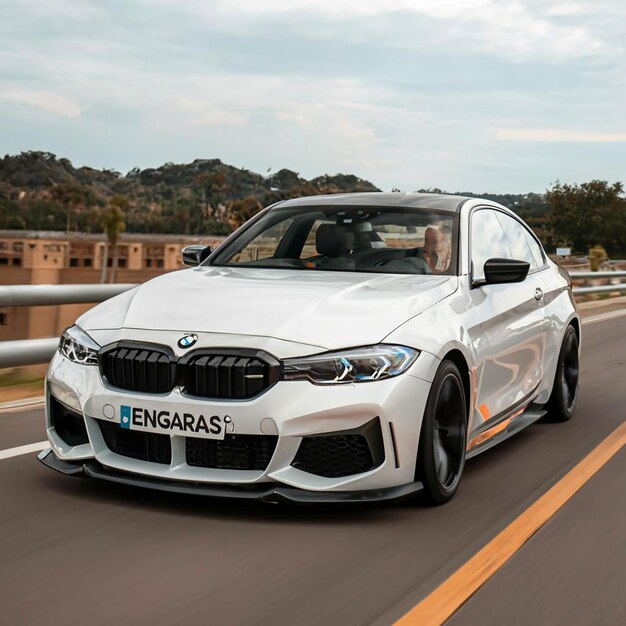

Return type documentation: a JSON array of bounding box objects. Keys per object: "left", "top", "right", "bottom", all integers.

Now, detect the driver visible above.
[{"left": 423, "top": 226, "right": 451, "bottom": 273}]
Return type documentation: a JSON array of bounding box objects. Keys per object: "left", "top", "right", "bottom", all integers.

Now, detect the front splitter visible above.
[{"left": 38, "top": 449, "right": 423, "bottom": 504}]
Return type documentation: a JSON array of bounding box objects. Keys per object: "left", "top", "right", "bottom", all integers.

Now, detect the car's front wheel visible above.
[
  {"left": 416, "top": 360, "right": 467, "bottom": 505},
  {"left": 545, "top": 325, "right": 579, "bottom": 422}
]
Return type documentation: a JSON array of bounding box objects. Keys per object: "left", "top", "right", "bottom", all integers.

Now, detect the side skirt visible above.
[{"left": 465, "top": 405, "right": 546, "bottom": 460}]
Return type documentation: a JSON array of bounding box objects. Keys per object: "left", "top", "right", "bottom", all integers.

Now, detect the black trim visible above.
[
  {"left": 466, "top": 406, "right": 546, "bottom": 459},
  {"left": 50, "top": 396, "right": 89, "bottom": 446},
  {"left": 291, "top": 417, "right": 385, "bottom": 478},
  {"left": 98, "top": 341, "right": 281, "bottom": 400},
  {"left": 388, "top": 422, "right": 400, "bottom": 469},
  {"left": 38, "top": 450, "right": 423, "bottom": 503},
  {"left": 178, "top": 347, "right": 281, "bottom": 400},
  {"left": 98, "top": 341, "right": 176, "bottom": 395}
]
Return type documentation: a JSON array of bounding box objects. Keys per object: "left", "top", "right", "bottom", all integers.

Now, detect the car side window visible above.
[
  {"left": 521, "top": 225, "right": 546, "bottom": 269},
  {"left": 496, "top": 212, "right": 542, "bottom": 272},
  {"left": 470, "top": 210, "right": 511, "bottom": 281}
]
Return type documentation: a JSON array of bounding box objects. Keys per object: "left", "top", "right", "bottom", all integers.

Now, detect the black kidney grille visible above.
[
  {"left": 100, "top": 346, "right": 172, "bottom": 393},
  {"left": 186, "top": 435, "right": 277, "bottom": 470},
  {"left": 98, "top": 420, "right": 171, "bottom": 464},
  {"left": 181, "top": 355, "right": 269, "bottom": 399},
  {"left": 99, "top": 344, "right": 276, "bottom": 399}
]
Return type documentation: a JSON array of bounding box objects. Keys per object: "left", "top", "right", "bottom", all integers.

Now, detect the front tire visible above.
[
  {"left": 545, "top": 325, "right": 579, "bottom": 422},
  {"left": 416, "top": 360, "right": 467, "bottom": 505}
]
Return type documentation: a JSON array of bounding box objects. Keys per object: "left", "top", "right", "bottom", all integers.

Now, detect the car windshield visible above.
[{"left": 210, "top": 206, "right": 459, "bottom": 275}]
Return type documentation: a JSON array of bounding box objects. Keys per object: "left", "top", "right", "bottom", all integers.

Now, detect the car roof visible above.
[{"left": 273, "top": 192, "right": 477, "bottom": 213}]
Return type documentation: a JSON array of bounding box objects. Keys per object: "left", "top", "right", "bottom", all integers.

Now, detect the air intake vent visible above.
[
  {"left": 186, "top": 435, "right": 278, "bottom": 470},
  {"left": 292, "top": 418, "right": 384, "bottom": 478},
  {"left": 98, "top": 420, "right": 172, "bottom": 464}
]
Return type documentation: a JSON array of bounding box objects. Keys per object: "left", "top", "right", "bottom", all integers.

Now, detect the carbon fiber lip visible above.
[{"left": 38, "top": 449, "right": 423, "bottom": 503}]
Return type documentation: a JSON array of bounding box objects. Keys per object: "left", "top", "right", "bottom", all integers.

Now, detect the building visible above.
[{"left": 0, "top": 230, "right": 225, "bottom": 344}]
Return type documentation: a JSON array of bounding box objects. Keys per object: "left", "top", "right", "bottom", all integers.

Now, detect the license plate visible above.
[{"left": 119, "top": 404, "right": 226, "bottom": 440}]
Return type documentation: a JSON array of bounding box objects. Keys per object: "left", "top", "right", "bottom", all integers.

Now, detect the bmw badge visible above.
[{"left": 178, "top": 333, "right": 198, "bottom": 349}]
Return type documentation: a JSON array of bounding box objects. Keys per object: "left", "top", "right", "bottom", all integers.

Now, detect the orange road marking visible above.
[{"left": 395, "top": 420, "right": 626, "bottom": 626}]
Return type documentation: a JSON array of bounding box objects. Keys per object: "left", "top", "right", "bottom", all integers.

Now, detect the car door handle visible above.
[{"left": 534, "top": 287, "right": 544, "bottom": 301}]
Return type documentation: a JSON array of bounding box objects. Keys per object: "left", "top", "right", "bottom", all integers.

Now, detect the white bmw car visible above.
[{"left": 40, "top": 193, "right": 580, "bottom": 504}]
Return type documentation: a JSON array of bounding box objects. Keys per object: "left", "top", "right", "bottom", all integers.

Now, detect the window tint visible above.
[
  {"left": 496, "top": 212, "right": 543, "bottom": 271},
  {"left": 521, "top": 226, "right": 545, "bottom": 268},
  {"left": 470, "top": 210, "right": 511, "bottom": 281},
  {"left": 496, "top": 212, "right": 537, "bottom": 270}
]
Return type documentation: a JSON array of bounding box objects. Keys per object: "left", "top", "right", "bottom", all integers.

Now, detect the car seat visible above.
[{"left": 315, "top": 224, "right": 355, "bottom": 270}]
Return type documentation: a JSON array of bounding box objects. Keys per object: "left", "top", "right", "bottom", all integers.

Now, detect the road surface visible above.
[{"left": 1, "top": 310, "right": 624, "bottom": 625}]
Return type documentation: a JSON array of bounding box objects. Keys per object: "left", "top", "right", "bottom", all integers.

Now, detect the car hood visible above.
[{"left": 78, "top": 267, "right": 458, "bottom": 350}]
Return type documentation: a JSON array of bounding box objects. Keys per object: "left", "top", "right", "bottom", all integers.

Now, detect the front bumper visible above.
[
  {"left": 44, "top": 344, "right": 437, "bottom": 496},
  {"left": 38, "top": 449, "right": 423, "bottom": 503}
]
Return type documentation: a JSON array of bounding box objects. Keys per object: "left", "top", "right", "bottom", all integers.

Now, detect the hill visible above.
[{"left": 0, "top": 151, "right": 380, "bottom": 235}]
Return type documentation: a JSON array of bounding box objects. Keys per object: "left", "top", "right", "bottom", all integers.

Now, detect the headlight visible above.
[
  {"left": 283, "top": 345, "right": 419, "bottom": 385},
  {"left": 58, "top": 325, "right": 100, "bottom": 366}
]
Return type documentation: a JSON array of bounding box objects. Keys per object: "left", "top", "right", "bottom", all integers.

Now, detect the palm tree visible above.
[{"left": 100, "top": 196, "right": 127, "bottom": 283}]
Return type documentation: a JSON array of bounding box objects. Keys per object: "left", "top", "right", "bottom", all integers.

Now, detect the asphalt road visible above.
[{"left": 0, "top": 312, "right": 625, "bottom": 626}]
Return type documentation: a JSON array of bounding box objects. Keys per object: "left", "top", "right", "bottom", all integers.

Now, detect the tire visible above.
[
  {"left": 416, "top": 360, "right": 467, "bottom": 505},
  {"left": 545, "top": 325, "right": 579, "bottom": 422}
]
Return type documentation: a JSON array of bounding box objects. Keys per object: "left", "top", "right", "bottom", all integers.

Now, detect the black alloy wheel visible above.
[
  {"left": 545, "top": 325, "right": 579, "bottom": 422},
  {"left": 417, "top": 360, "right": 467, "bottom": 505}
]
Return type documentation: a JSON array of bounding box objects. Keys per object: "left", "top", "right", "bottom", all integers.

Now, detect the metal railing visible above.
[
  {"left": 0, "top": 272, "right": 625, "bottom": 368},
  {"left": 0, "top": 283, "right": 136, "bottom": 307},
  {"left": 569, "top": 270, "right": 626, "bottom": 296}
]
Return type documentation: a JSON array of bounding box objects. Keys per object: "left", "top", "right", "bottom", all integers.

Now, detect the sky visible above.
[{"left": 1, "top": 0, "right": 625, "bottom": 193}]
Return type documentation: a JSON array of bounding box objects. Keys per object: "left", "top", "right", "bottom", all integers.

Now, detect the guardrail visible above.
[
  {"left": 0, "top": 272, "right": 625, "bottom": 368},
  {"left": 0, "top": 283, "right": 136, "bottom": 307},
  {"left": 569, "top": 271, "right": 626, "bottom": 296}
]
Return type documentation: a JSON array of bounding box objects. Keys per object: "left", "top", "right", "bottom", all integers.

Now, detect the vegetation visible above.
[
  {"left": 100, "top": 196, "right": 127, "bottom": 283},
  {"left": 589, "top": 245, "right": 609, "bottom": 271},
  {"left": 546, "top": 180, "right": 626, "bottom": 258},
  {"left": 0, "top": 152, "right": 378, "bottom": 237},
  {"left": 1, "top": 152, "right": 624, "bottom": 256}
]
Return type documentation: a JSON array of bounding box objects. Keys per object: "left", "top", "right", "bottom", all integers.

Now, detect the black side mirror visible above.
[
  {"left": 482, "top": 258, "right": 530, "bottom": 284},
  {"left": 182, "top": 245, "right": 212, "bottom": 267}
]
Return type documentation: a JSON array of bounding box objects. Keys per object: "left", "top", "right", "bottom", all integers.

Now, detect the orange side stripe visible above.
[{"left": 395, "top": 420, "right": 626, "bottom": 626}]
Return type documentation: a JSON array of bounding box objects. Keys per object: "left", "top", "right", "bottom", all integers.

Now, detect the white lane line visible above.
[
  {"left": 0, "top": 441, "right": 48, "bottom": 461},
  {"left": 582, "top": 309, "right": 626, "bottom": 325}
]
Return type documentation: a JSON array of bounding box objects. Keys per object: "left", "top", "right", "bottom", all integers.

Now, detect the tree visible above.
[
  {"left": 589, "top": 245, "right": 608, "bottom": 271},
  {"left": 226, "top": 196, "right": 262, "bottom": 230},
  {"left": 100, "top": 196, "right": 127, "bottom": 283},
  {"left": 546, "top": 180, "right": 626, "bottom": 256},
  {"left": 50, "top": 182, "right": 98, "bottom": 232}
]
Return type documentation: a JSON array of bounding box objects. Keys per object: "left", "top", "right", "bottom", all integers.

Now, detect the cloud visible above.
[
  {"left": 0, "top": 0, "right": 624, "bottom": 192},
  {"left": 177, "top": 98, "right": 247, "bottom": 126},
  {"left": 203, "top": 0, "right": 614, "bottom": 60},
  {"left": 0, "top": 88, "right": 83, "bottom": 117},
  {"left": 496, "top": 128, "right": 626, "bottom": 142}
]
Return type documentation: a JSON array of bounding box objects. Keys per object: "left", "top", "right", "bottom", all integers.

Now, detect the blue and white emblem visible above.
[{"left": 178, "top": 333, "right": 198, "bottom": 349}]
